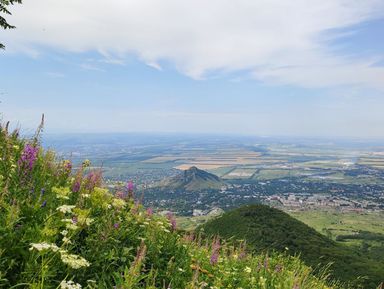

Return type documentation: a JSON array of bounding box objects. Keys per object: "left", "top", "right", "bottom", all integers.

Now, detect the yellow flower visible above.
[{"left": 112, "top": 198, "right": 126, "bottom": 208}]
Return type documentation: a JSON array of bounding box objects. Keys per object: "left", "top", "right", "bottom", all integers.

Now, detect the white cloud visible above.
[{"left": 4, "top": 0, "right": 384, "bottom": 89}]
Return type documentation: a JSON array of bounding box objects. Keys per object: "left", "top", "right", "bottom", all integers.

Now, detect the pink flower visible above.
[
  {"left": 146, "top": 207, "right": 153, "bottom": 217},
  {"left": 127, "top": 181, "right": 134, "bottom": 192},
  {"left": 18, "top": 144, "right": 39, "bottom": 172},
  {"left": 210, "top": 238, "right": 220, "bottom": 265},
  {"left": 166, "top": 212, "right": 177, "bottom": 231}
]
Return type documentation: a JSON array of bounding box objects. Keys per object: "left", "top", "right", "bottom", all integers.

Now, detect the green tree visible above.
[{"left": 1, "top": 0, "right": 22, "bottom": 49}]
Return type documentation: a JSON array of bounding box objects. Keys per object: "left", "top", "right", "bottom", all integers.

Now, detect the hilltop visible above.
[
  {"left": 200, "top": 204, "right": 384, "bottom": 288},
  {"left": 160, "top": 166, "right": 224, "bottom": 191}
]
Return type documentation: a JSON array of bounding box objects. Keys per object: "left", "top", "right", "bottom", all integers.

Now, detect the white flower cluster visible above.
[
  {"left": 61, "top": 252, "right": 90, "bottom": 269},
  {"left": 61, "top": 219, "right": 79, "bottom": 231},
  {"left": 57, "top": 205, "right": 76, "bottom": 214},
  {"left": 30, "top": 242, "right": 90, "bottom": 269},
  {"left": 60, "top": 280, "right": 82, "bottom": 289},
  {"left": 29, "top": 242, "right": 59, "bottom": 252}
]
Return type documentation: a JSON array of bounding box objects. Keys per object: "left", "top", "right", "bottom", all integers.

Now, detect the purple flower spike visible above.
[
  {"left": 210, "top": 238, "right": 221, "bottom": 265},
  {"left": 113, "top": 223, "right": 120, "bottom": 229},
  {"left": 166, "top": 212, "right": 177, "bottom": 231},
  {"left": 18, "top": 144, "right": 39, "bottom": 172},
  {"left": 41, "top": 200, "right": 47, "bottom": 208},
  {"left": 72, "top": 180, "right": 81, "bottom": 193},
  {"left": 146, "top": 207, "right": 153, "bottom": 217},
  {"left": 127, "top": 181, "right": 134, "bottom": 192}
]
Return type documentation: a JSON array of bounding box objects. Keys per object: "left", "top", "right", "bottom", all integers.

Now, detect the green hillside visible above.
[
  {"left": 200, "top": 204, "right": 384, "bottom": 289},
  {"left": 0, "top": 124, "right": 338, "bottom": 288}
]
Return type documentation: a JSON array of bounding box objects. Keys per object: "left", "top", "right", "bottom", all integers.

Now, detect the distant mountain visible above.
[
  {"left": 200, "top": 204, "right": 384, "bottom": 288},
  {"left": 160, "top": 166, "right": 224, "bottom": 191}
]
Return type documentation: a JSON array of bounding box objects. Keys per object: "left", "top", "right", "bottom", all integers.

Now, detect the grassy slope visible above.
[
  {"left": 0, "top": 125, "right": 335, "bottom": 289},
  {"left": 200, "top": 204, "right": 384, "bottom": 289}
]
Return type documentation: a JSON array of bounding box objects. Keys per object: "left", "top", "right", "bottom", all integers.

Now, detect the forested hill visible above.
[{"left": 200, "top": 204, "right": 384, "bottom": 288}]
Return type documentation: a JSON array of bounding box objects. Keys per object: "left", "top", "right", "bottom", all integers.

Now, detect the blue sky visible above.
[{"left": 1, "top": 0, "right": 384, "bottom": 138}]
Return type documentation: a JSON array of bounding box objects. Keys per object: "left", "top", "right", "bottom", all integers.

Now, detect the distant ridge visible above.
[{"left": 161, "top": 166, "right": 224, "bottom": 191}]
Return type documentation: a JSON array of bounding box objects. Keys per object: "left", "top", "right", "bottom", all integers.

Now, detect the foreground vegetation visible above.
[
  {"left": 200, "top": 205, "right": 384, "bottom": 289},
  {"left": 0, "top": 123, "right": 339, "bottom": 288}
]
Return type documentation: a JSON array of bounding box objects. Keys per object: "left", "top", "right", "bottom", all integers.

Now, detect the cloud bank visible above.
[{"left": 4, "top": 0, "right": 384, "bottom": 89}]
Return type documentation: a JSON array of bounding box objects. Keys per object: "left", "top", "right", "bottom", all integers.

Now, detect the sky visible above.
[{"left": 1, "top": 0, "right": 384, "bottom": 138}]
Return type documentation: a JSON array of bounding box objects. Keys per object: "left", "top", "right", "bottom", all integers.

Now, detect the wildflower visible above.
[
  {"left": 18, "top": 143, "right": 39, "bottom": 171},
  {"left": 71, "top": 180, "right": 81, "bottom": 193},
  {"left": 62, "top": 218, "right": 78, "bottom": 230},
  {"left": 112, "top": 198, "right": 126, "bottom": 209},
  {"left": 76, "top": 216, "right": 94, "bottom": 226},
  {"left": 210, "top": 238, "right": 220, "bottom": 265},
  {"left": 127, "top": 181, "right": 134, "bottom": 191},
  {"left": 259, "top": 277, "right": 266, "bottom": 286},
  {"left": 263, "top": 254, "right": 269, "bottom": 269},
  {"left": 61, "top": 230, "right": 69, "bottom": 236},
  {"left": 166, "top": 212, "right": 177, "bottom": 231},
  {"left": 126, "top": 181, "right": 134, "bottom": 198},
  {"left": 60, "top": 280, "right": 82, "bottom": 289},
  {"left": 72, "top": 216, "right": 78, "bottom": 224},
  {"left": 82, "top": 159, "right": 91, "bottom": 167},
  {"left": 244, "top": 266, "right": 252, "bottom": 273},
  {"left": 29, "top": 242, "right": 59, "bottom": 252},
  {"left": 63, "top": 237, "right": 72, "bottom": 244},
  {"left": 146, "top": 207, "right": 153, "bottom": 217},
  {"left": 274, "top": 264, "right": 283, "bottom": 273},
  {"left": 130, "top": 200, "right": 141, "bottom": 215},
  {"left": 66, "top": 223, "right": 78, "bottom": 230},
  {"left": 85, "top": 170, "right": 102, "bottom": 191},
  {"left": 57, "top": 205, "right": 76, "bottom": 214},
  {"left": 113, "top": 223, "right": 120, "bottom": 229},
  {"left": 63, "top": 160, "right": 72, "bottom": 172},
  {"left": 41, "top": 200, "right": 47, "bottom": 208},
  {"left": 115, "top": 191, "right": 127, "bottom": 199},
  {"left": 53, "top": 186, "right": 72, "bottom": 200},
  {"left": 129, "top": 240, "right": 146, "bottom": 274},
  {"left": 61, "top": 252, "right": 90, "bottom": 269}
]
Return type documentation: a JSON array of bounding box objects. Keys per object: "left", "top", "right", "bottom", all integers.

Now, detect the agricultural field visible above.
[
  {"left": 222, "top": 168, "right": 257, "bottom": 179},
  {"left": 290, "top": 210, "right": 384, "bottom": 236},
  {"left": 46, "top": 133, "right": 384, "bottom": 186}
]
